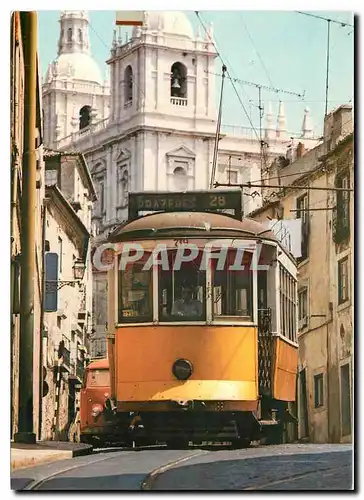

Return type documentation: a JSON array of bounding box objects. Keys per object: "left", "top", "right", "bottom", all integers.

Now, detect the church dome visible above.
[
  {"left": 45, "top": 52, "right": 103, "bottom": 85},
  {"left": 135, "top": 11, "right": 194, "bottom": 39}
]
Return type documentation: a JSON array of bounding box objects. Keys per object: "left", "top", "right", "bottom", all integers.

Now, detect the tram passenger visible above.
[{"left": 171, "top": 284, "right": 203, "bottom": 318}]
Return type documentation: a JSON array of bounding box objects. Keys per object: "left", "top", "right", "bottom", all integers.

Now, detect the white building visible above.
[{"left": 42, "top": 10, "right": 320, "bottom": 353}]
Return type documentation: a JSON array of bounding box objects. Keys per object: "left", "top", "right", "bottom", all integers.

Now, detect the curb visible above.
[{"left": 11, "top": 443, "right": 93, "bottom": 472}]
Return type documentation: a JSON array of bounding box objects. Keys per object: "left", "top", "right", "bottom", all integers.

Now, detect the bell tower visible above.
[{"left": 107, "top": 11, "right": 217, "bottom": 130}]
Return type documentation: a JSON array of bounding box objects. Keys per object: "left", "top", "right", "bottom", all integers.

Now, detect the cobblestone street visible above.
[{"left": 11, "top": 443, "right": 353, "bottom": 491}]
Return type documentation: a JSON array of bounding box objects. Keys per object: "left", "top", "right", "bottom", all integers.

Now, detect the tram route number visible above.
[{"left": 209, "top": 195, "right": 227, "bottom": 207}]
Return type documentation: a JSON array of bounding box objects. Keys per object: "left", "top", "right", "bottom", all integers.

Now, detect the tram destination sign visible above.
[{"left": 128, "top": 190, "right": 242, "bottom": 220}]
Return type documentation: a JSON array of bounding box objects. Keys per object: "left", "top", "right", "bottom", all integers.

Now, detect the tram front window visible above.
[
  {"left": 118, "top": 256, "right": 153, "bottom": 323},
  {"left": 212, "top": 250, "right": 253, "bottom": 320},
  {"left": 159, "top": 250, "right": 206, "bottom": 322}
]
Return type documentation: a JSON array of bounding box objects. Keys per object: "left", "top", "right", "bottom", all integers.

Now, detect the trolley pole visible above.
[{"left": 14, "top": 11, "right": 37, "bottom": 444}]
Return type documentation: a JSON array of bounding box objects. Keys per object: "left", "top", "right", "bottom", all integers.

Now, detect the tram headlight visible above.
[
  {"left": 172, "top": 359, "right": 193, "bottom": 381},
  {"left": 91, "top": 404, "right": 103, "bottom": 417}
]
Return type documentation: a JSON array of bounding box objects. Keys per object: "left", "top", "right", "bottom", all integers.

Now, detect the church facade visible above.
[{"left": 42, "top": 10, "right": 319, "bottom": 354}]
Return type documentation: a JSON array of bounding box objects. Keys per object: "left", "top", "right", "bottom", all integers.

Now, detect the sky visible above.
[{"left": 37, "top": 10, "right": 354, "bottom": 137}]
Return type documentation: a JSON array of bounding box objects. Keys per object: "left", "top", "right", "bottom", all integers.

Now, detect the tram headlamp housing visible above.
[
  {"left": 91, "top": 404, "right": 103, "bottom": 417},
  {"left": 172, "top": 359, "right": 193, "bottom": 381}
]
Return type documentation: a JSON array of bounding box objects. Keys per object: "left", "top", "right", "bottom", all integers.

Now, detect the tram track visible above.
[{"left": 15, "top": 443, "right": 352, "bottom": 491}]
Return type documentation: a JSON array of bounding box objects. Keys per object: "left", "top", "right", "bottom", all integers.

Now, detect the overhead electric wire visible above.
[
  {"left": 240, "top": 14, "right": 280, "bottom": 103},
  {"left": 295, "top": 11, "right": 354, "bottom": 28},
  {"left": 195, "top": 11, "right": 261, "bottom": 143},
  {"left": 215, "top": 181, "right": 353, "bottom": 192}
]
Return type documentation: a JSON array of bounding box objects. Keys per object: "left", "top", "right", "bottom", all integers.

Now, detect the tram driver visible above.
[{"left": 171, "top": 284, "right": 203, "bottom": 318}]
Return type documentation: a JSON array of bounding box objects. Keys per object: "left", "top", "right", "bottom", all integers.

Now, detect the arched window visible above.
[
  {"left": 78, "top": 28, "right": 83, "bottom": 43},
  {"left": 67, "top": 28, "right": 72, "bottom": 42},
  {"left": 124, "top": 66, "right": 133, "bottom": 106},
  {"left": 79, "top": 105, "right": 91, "bottom": 130},
  {"left": 173, "top": 166, "right": 188, "bottom": 191},
  {"left": 170, "top": 62, "right": 187, "bottom": 99}
]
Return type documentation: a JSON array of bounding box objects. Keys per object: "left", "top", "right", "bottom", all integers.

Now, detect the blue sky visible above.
[{"left": 37, "top": 10, "right": 354, "bottom": 136}]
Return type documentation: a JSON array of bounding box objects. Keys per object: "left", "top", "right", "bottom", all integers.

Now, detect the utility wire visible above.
[
  {"left": 295, "top": 11, "right": 354, "bottom": 28},
  {"left": 215, "top": 181, "right": 353, "bottom": 192},
  {"left": 240, "top": 14, "right": 280, "bottom": 103},
  {"left": 195, "top": 11, "right": 261, "bottom": 143}
]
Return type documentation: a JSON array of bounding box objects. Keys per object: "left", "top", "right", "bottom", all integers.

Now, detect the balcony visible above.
[
  {"left": 61, "top": 346, "right": 71, "bottom": 371},
  {"left": 170, "top": 97, "right": 187, "bottom": 106},
  {"left": 76, "top": 359, "right": 85, "bottom": 380}
]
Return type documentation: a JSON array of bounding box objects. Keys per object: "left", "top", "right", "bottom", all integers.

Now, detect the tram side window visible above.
[
  {"left": 118, "top": 255, "right": 153, "bottom": 323},
  {"left": 159, "top": 250, "right": 206, "bottom": 322},
  {"left": 279, "top": 264, "right": 297, "bottom": 342},
  {"left": 212, "top": 250, "right": 253, "bottom": 320}
]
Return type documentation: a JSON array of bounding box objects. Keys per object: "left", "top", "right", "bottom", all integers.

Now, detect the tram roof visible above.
[
  {"left": 87, "top": 358, "right": 109, "bottom": 370},
  {"left": 109, "top": 211, "right": 278, "bottom": 243}
]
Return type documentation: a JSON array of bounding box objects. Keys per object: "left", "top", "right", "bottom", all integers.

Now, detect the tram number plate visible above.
[{"left": 174, "top": 239, "right": 189, "bottom": 246}]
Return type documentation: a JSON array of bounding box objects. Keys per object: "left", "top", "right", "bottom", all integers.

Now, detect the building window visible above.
[
  {"left": 170, "top": 62, "right": 187, "bottom": 100},
  {"left": 124, "top": 66, "right": 133, "bottom": 106},
  {"left": 298, "top": 287, "right": 308, "bottom": 329},
  {"left": 117, "top": 167, "right": 129, "bottom": 207},
  {"left": 314, "top": 373, "right": 324, "bottom": 408},
  {"left": 279, "top": 264, "right": 297, "bottom": 341},
  {"left": 296, "top": 193, "right": 309, "bottom": 260},
  {"left": 338, "top": 257, "right": 349, "bottom": 304},
  {"left": 67, "top": 28, "right": 72, "bottom": 42},
  {"left": 58, "top": 236, "right": 63, "bottom": 274},
  {"left": 79, "top": 105, "right": 91, "bottom": 130},
  {"left": 99, "top": 180, "right": 105, "bottom": 215},
  {"left": 340, "top": 363, "right": 352, "bottom": 436},
  {"left": 173, "top": 166, "right": 188, "bottom": 191},
  {"left": 333, "top": 171, "right": 350, "bottom": 243},
  {"left": 78, "top": 28, "right": 83, "bottom": 43},
  {"left": 227, "top": 170, "right": 238, "bottom": 184}
]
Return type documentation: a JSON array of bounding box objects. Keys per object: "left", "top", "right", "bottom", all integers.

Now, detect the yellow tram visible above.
[{"left": 104, "top": 190, "right": 298, "bottom": 447}]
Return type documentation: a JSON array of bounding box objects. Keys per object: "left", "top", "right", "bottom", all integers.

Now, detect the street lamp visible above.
[{"left": 57, "top": 259, "right": 86, "bottom": 289}]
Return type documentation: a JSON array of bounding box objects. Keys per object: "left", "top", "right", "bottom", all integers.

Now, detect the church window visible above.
[
  {"left": 79, "top": 105, "right": 91, "bottom": 130},
  {"left": 124, "top": 66, "right": 133, "bottom": 106},
  {"left": 117, "top": 168, "right": 129, "bottom": 207},
  {"left": 78, "top": 28, "right": 83, "bottom": 43},
  {"left": 67, "top": 28, "right": 72, "bottom": 42},
  {"left": 170, "top": 62, "right": 187, "bottom": 101},
  {"left": 173, "top": 166, "right": 188, "bottom": 191}
]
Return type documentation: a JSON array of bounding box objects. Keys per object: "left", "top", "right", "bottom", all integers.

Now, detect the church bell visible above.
[{"left": 171, "top": 77, "right": 181, "bottom": 89}]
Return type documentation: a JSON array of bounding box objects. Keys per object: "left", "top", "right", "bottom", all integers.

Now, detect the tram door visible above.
[{"left": 257, "top": 271, "right": 273, "bottom": 397}]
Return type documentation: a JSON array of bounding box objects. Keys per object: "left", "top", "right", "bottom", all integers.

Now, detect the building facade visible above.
[
  {"left": 41, "top": 152, "right": 96, "bottom": 440},
  {"left": 42, "top": 11, "right": 320, "bottom": 356},
  {"left": 249, "top": 105, "right": 354, "bottom": 443},
  {"left": 11, "top": 11, "right": 45, "bottom": 440}
]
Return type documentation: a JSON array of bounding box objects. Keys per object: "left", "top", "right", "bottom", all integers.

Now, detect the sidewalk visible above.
[{"left": 11, "top": 441, "right": 93, "bottom": 471}]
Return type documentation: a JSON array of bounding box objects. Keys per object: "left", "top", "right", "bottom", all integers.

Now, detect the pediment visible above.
[
  {"left": 114, "top": 147, "right": 131, "bottom": 163},
  {"left": 166, "top": 145, "right": 196, "bottom": 159}
]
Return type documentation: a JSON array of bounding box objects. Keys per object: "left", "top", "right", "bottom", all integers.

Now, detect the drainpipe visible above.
[
  {"left": 38, "top": 205, "right": 46, "bottom": 440},
  {"left": 14, "top": 11, "right": 37, "bottom": 444}
]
